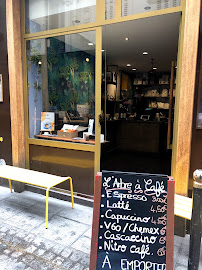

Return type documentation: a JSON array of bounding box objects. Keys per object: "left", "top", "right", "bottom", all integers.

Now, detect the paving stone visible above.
[
  {"left": 32, "top": 237, "right": 54, "bottom": 250},
  {"left": 176, "top": 254, "right": 189, "bottom": 267},
  {"left": 69, "top": 250, "right": 84, "bottom": 262},
  {"left": 8, "top": 228, "right": 18, "bottom": 235},
  {"left": 50, "top": 243, "right": 65, "bottom": 255},
  {"left": 16, "top": 230, "right": 28, "bottom": 238},
  {"left": 174, "top": 246, "right": 181, "bottom": 268},
  {"left": 58, "top": 204, "right": 93, "bottom": 226},
  {"left": 10, "top": 251, "right": 23, "bottom": 258},
  {"left": 52, "top": 256, "right": 64, "bottom": 266},
  {"left": 83, "top": 227, "right": 92, "bottom": 238},
  {"left": 80, "top": 255, "right": 90, "bottom": 267},
  {"left": 72, "top": 236, "right": 91, "bottom": 254},
  {"left": 175, "top": 265, "right": 187, "bottom": 270},
  {"left": 34, "top": 248, "right": 46, "bottom": 256},
  {"left": 10, "top": 237, "right": 22, "bottom": 247},
  {"left": 30, "top": 259, "right": 53, "bottom": 270},
  {"left": 31, "top": 200, "right": 65, "bottom": 216},
  {"left": 6, "top": 211, "right": 44, "bottom": 232},
  {"left": 5, "top": 192, "right": 41, "bottom": 207},
  {"left": 0, "top": 243, "right": 8, "bottom": 251},
  {"left": 34, "top": 217, "right": 89, "bottom": 246},
  {"left": 3, "top": 249, "right": 12, "bottom": 255},
  {"left": 0, "top": 201, "right": 28, "bottom": 221},
  {"left": 61, "top": 259, "right": 73, "bottom": 269},
  {"left": 61, "top": 248, "right": 73, "bottom": 258},
  {"left": 21, "top": 254, "right": 36, "bottom": 264},
  {"left": 0, "top": 254, "right": 9, "bottom": 260},
  {"left": 3, "top": 234, "right": 13, "bottom": 243},
  {"left": 43, "top": 251, "right": 57, "bottom": 260},
  {"left": 17, "top": 240, "right": 30, "bottom": 250},
  {"left": 25, "top": 245, "right": 38, "bottom": 253},
  {"left": 0, "top": 232, "right": 7, "bottom": 238},
  {"left": 10, "top": 262, "right": 27, "bottom": 270},
  {"left": 24, "top": 234, "right": 36, "bottom": 243},
  {"left": 0, "top": 225, "right": 9, "bottom": 233},
  {"left": 71, "top": 262, "right": 84, "bottom": 270},
  {"left": 174, "top": 235, "right": 184, "bottom": 248}
]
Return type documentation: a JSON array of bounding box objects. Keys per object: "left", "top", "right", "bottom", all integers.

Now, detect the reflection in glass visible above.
[
  {"left": 122, "top": 0, "right": 181, "bottom": 16},
  {"left": 27, "top": 31, "right": 96, "bottom": 139},
  {"left": 197, "top": 81, "right": 202, "bottom": 128},
  {"left": 25, "top": 0, "right": 96, "bottom": 33},
  {"left": 105, "top": 0, "right": 115, "bottom": 20}
]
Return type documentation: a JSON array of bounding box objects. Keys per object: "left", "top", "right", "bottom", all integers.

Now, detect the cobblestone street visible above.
[
  {"left": 0, "top": 186, "right": 92, "bottom": 270},
  {"left": 0, "top": 186, "right": 201, "bottom": 269}
]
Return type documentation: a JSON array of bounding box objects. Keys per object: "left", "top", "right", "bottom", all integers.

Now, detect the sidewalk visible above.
[{"left": 0, "top": 186, "right": 201, "bottom": 270}]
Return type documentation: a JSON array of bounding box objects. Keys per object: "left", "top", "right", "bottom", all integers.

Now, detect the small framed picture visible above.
[{"left": 0, "top": 75, "right": 3, "bottom": 102}]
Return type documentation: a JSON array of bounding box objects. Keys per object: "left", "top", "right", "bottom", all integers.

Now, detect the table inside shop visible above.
[{"left": 35, "top": 135, "right": 108, "bottom": 144}]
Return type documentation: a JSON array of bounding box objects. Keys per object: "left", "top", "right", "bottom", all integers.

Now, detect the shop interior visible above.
[
  {"left": 28, "top": 11, "right": 181, "bottom": 176},
  {"left": 100, "top": 13, "right": 180, "bottom": 175}
]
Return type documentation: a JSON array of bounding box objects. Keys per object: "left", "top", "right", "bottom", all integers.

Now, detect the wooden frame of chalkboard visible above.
[{"left": 90, "top": 171, "right": 174, "bottom": 270}]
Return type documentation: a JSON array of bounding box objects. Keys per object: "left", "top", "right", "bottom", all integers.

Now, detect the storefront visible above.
[
  {"left": 5, "top": 0, "right": 201, "bottom": 202},
  {"left": 0, "top": 0, "right": 12, "bottom": 172}
]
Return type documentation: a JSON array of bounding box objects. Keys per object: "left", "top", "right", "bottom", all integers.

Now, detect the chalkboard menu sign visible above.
[{"left": 90, "top": 171, "right": 174, "bottom": 270}]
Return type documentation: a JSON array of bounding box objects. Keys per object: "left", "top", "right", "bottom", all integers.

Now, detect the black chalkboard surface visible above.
[{"left": 90, "top": 170, "right": 174, "bottom": 270}]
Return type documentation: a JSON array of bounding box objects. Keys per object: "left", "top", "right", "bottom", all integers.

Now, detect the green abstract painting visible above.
[{"left": 47, "top": 37, "right": 95, "bottom": 116}]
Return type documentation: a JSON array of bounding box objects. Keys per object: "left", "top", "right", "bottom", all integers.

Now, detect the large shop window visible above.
[
  {"left": 122, "top": 0, "right": 181, "bottom": 16},
  {"left": 25, "top": 0, "right": 96, "bottom": 33},
  {"left": 27, "top": 31, "right": 96, "bottom": 144}
]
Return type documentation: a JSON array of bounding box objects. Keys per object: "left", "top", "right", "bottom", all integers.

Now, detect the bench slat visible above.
[
  {"left": 0, "top": 165, "right": 68, "bottom": 188},
  {"left": 174, "top": 194, "right": 193, "bottom": 220}
]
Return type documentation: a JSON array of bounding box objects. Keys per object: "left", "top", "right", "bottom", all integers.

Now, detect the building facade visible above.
[
  {"left": 0, "top": 0, "right": 12, "bottom": 171},
  {"left": 1, "top": 0, "right": 201, "bottom": 212}
]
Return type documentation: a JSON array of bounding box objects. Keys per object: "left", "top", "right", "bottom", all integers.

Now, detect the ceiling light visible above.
[
  {"left": 86, "top": 58, "right": 90, "bottom": 62},
  {"left": 125, "top": 37, "right": 129, "bottom": 41},
  {"left": 143, "top": 52, "right": 148, "bottom": 55},
  {"left": 127, "top": 64, "right": 131, "bottom": 67},
  {"left": 144, "top": 6, "right": 151, "bottom": 10},
  {"left": 102, "top": 49, "right": 105, "bottom": 52},
  {"left": 175, "top": 66, "right": 177, "bottom": 69},
  {"left": 88, "top": 42, "right": 94, "bottom": 46},
  {"left": 132, "top": 68, "right": 136, "bottom": 71},
  {"left": 153, "top": 67, "right": 157, "bottom": 70}
]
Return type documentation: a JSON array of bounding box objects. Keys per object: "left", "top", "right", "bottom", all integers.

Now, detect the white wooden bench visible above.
[
  {"left": 0, "top": 165, "right": 74, "bottom": 228},
  {"left": 174, "top": 193, "right": 192, "bottom": 220}
]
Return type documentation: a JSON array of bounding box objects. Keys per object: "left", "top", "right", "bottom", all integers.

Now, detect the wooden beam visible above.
[
  {"left": 115, "top": 0, "right": 122, "bottom": 20},
  {"left": 172, "top": 0, "right": 201, "bottom": 195},
  {"left": 6, "top": 0, "right": 25, "bottom": 171}
]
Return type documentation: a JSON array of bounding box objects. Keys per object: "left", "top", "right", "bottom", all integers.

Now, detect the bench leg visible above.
[
  {"left": 46, "top": 188, "right": 50, "bottom": 229},
  {"left": 70, "top": 178, "right": 74, "bottom": 209},
  {"left": 8, "top": 179, "right": 12, "bottom": 193}
]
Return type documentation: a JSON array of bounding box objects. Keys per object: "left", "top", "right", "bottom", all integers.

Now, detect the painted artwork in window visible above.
[{"left": 26, "top": 31, "right": 95, "bottom": 139}]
